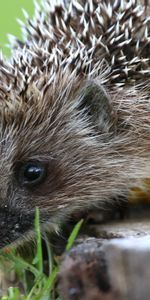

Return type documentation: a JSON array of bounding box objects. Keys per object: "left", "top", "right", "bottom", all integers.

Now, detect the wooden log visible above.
[
  {"left": 59, "top": 220, "right": 150, "bottom": 300},
  {"left": 104, "top": 237, "right": 150, "bottom": 300},
  {"left": 88, "top": 219, "right": 150, "bottom": 239},
  {"left": 59, "top": 238, "right": 113, "bottom": 300}
]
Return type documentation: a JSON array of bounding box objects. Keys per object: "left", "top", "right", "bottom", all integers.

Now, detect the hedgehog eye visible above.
[{"left": 18, "top": 162, "right": 47, "bottom": 186}]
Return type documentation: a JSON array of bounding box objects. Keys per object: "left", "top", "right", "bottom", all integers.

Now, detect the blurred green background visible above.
[{"left": 0, "top": 1, "right": 36, "bottom": 57}]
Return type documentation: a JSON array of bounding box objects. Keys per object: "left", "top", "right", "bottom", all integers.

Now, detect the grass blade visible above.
[{"left": 66, "top": 219, "right": 83, "bottom": 251}]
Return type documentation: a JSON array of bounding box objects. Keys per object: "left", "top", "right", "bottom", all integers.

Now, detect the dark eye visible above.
[{"left": 18, "top": 162, "right": 47, "bottom": 186}]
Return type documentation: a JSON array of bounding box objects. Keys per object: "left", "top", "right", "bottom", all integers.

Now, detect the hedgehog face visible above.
[
  {"left": 0, "top": 75, "right": 150, "bottom": 248},
  {"left": 0, "top": 77, "right": 119, "bottom": 247}
]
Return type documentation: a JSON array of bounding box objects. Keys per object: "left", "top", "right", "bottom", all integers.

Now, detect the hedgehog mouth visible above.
[
  {"left": 0, "top": 207, "right": 33, "bottom": 248},
  {"left": 0, "top": 206, "right": 56, "bottom": 248}
]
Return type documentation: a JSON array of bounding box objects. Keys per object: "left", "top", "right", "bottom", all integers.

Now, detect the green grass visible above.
[{"left": 0, "top": 209, "right": 83, "bottom": 300}]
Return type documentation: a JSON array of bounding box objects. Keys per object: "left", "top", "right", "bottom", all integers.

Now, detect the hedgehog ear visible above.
[{"left": 78, "top": 82, "right": 116, "bottom": 133}]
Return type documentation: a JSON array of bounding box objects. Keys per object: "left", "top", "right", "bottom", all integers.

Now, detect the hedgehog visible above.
[{"left": 0, "top": 0, "right": 150, "bottom": 248}]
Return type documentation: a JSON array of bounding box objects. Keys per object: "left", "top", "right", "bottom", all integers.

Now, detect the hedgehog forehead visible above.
[{"left": 0, "top": 67, "right": 82, "bottom": 145}]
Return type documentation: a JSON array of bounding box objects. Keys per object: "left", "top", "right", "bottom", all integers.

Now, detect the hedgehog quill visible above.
[{"left": 0, "top": 0, "right": 150, "bottom": 247}]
